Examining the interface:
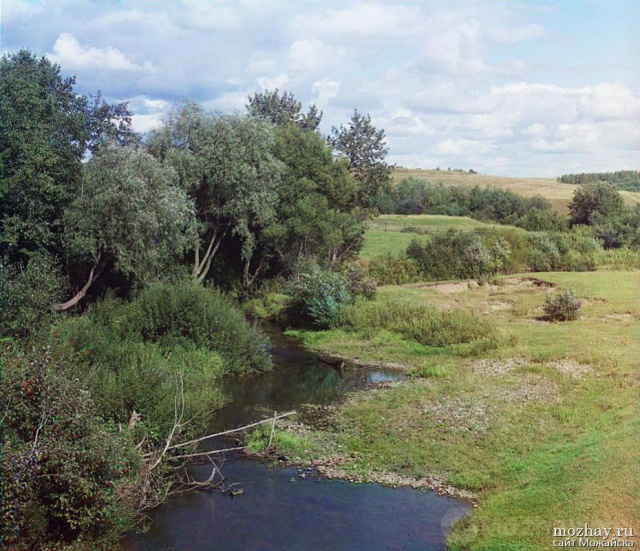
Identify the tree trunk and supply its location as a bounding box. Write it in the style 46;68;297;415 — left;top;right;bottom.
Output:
56;257;109;311
192;229;227;283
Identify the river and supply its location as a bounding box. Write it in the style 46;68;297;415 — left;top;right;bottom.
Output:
121;323;471;550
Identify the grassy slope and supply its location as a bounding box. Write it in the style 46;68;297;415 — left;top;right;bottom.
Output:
289;272;640;550
393;168;640;212
361;214;522;259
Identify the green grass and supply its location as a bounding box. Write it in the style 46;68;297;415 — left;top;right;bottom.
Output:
283;271;640;550
360;214;524;259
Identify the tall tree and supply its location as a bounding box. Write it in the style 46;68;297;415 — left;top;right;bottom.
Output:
328;109;393;210
262;124;364;271
0;49;136;263
148;102;283;286
247;89;322;132
60;146;194;310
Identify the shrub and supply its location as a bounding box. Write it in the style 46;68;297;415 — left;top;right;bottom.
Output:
543;289;582;321
0;253;67;339
1;350;137;549
288;265;351;329
128;282;272;373
341;264;377;300
367;255;420;285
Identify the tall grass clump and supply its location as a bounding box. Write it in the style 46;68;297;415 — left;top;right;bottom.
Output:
128;282;272;373
595;248;640;270
339;299;498;347
49;282;271;439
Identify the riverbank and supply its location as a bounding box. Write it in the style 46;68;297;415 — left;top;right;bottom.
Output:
252;272;640;550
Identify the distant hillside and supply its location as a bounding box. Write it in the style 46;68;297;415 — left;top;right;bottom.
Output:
557;170;640;192
392;168;640;212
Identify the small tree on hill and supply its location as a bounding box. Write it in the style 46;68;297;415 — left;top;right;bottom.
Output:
328;109;393;210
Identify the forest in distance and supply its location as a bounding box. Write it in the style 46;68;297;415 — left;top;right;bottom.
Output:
2;49;640;550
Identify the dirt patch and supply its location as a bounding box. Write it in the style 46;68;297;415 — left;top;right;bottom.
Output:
424;280;478;293
485;300;512;311
604;313;636;323
468;357;528;376
546;359;593;380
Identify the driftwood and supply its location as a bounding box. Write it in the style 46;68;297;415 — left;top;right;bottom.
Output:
135;372;296;512
318;356;346;378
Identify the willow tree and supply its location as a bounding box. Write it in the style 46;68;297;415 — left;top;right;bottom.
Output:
148;103;283;286
59;146;195;310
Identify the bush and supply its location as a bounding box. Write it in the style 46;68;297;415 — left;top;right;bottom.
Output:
0;253;67;339
49;282;271;439
1;350;137;549
128;282;272;373
543;289;582;321
288;265;351;329
406;230;511;282
341;264;377;300
367;255;420;285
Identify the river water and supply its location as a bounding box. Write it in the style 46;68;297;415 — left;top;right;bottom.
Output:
122;324;471;551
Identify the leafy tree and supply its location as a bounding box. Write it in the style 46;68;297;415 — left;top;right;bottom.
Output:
246;88;322;132
0;49;136;263
60;146;195;310
148;102;283;286
262;124;364;272
328;109;393;209
568;182;625;226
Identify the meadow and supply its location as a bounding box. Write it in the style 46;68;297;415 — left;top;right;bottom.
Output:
279;270;640;550
259;212;640;549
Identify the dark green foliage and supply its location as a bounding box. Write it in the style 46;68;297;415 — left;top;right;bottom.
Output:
568;182;625;227
382;178;558;228
49;282;270;440
0;49;135;263
1;350;136;548
128;282;272;373
405;228;600;281
264;124;365;272
288;265;352;329
329;109;393;209
367;255;420;285
543;289;582;321
406;231;510;282
246;88;322;132
558;170;640;191
0;253;67;338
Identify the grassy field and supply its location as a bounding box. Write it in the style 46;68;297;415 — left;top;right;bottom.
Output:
392;168;640;212
278;272;640;550
361;214;521;259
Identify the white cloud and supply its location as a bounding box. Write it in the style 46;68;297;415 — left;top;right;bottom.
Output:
47;33;154;72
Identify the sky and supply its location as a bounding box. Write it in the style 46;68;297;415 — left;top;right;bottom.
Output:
2;0;639;177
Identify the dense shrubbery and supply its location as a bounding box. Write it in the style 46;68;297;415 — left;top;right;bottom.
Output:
404;228;599;282
0;253;67;338
376;177;564;230
49;282;270;439
367;255;420;285
1;351;137;549
286;264;376;329
543;289;582;321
